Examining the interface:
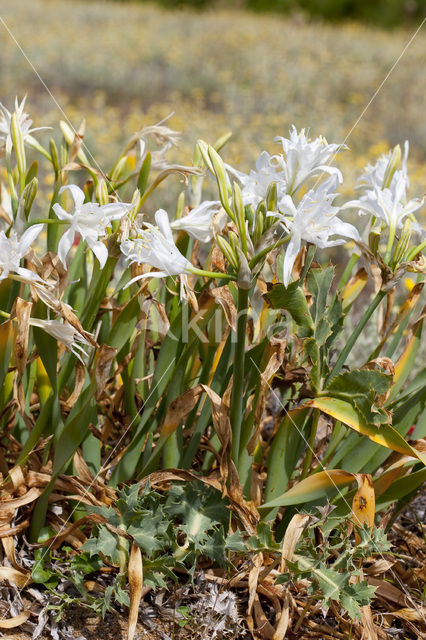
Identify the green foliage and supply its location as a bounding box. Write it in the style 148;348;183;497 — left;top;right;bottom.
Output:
276;510;391;620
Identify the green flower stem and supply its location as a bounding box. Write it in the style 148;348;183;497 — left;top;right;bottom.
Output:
406;240;426;262
248;236;289;270
230;286;249;465
336;252;360;291
300;408;320;480
327;289;386;383
329;251;360;309
27;218;69;226
384;225;396;263
189;267;236;281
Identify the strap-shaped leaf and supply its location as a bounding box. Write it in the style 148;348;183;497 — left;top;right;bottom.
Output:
307;397;426;465
261;469;357;509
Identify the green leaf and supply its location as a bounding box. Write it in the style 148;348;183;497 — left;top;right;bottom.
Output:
308;397;426;465
261;469;357;509
264;283;314;330
0;319;14;390
137;151;151;194
264;408;309;516
325;369;392;425
307;266;334;328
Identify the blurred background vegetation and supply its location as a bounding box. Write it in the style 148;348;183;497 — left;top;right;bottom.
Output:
1;0;425;212
112;0;426;28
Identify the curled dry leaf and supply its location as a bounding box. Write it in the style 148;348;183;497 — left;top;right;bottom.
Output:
0;610;31;629
127;542;143;640
210;285;237;332
0;566;31;588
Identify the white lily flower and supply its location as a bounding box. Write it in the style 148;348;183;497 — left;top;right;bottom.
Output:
0;224;45;283
274;126;345;196
120;209;193;287
226;151;288;209
170;201;225;242
342;179;424;231
52;185;132;268
357;141;409;194
29;317;91;362
0;97;50;156
272;176;360;287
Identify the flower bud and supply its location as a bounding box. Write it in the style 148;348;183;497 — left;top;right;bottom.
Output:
95;178;109;205
49;138;60;175
110;156;128;183
208;146;234;220
22;178;37;220
11;112;26;180
60;120;75;146
266;181;277;212
216;235;239;270
382;144;401;189
253;210;264;244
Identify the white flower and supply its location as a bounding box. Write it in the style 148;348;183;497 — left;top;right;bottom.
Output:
357;141;409;194
227;151;288;209
170;201;225;242
273;176;360;286
0;224;45;283
274;126;345;196
52;185;131;268
120;209;193;287
343;178;424;231
0;97;50;155
29;318;91;361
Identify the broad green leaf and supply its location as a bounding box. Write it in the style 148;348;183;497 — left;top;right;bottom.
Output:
107;294;140;352
307;266;334;327
260;469;357;509
325;369;392;425
308;397;426;465
264;283;313;330
264;408;309;514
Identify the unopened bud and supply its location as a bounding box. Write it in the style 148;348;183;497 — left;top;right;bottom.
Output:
95;178;109;205
216;235;239;270
49;139;60;174
253;210;264;244
11;112;26;179
382;144;401;189
23;178;38;219
208;146;233;220
59;120;75;146
266;181;277;212
110;156;128;183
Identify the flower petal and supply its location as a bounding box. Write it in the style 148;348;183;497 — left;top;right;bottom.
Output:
19;224;44;256
283;235;301;287
59;184;85;210
57;227;75;266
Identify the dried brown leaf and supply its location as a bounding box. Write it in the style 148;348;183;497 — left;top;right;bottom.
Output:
128;542;143;640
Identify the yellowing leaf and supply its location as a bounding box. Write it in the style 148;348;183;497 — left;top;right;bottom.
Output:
307;397;426;466
352;474;375;543
341;268;368;309
261;469;356;509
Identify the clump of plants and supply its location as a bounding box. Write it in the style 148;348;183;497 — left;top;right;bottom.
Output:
0;97;425;638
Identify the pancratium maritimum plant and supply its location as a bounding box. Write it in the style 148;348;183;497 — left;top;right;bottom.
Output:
1;98;425;634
